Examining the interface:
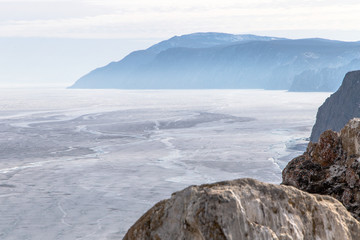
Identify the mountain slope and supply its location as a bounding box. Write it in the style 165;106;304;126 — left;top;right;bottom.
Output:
70;33;360;90
289;58;360;92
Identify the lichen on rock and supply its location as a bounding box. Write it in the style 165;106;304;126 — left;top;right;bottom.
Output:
283;118;360;221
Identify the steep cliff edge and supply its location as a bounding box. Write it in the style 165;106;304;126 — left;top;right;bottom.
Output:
283;118;360;220
310;71;360;142
124;178;360;240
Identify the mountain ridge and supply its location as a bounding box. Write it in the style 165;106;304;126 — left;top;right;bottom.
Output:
70;32;360;90
146;32;286;54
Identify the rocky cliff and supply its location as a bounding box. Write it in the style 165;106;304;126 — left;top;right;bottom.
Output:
124;178;360;240
310;71;360;142
283;118;360;221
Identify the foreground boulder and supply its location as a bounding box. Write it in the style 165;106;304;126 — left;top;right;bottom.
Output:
310;70;360;142
124;178;360;240
283;118;360;220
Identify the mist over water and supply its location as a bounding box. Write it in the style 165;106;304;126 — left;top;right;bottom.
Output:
0;89;330;239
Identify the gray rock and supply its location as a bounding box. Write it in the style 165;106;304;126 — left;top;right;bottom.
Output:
310;70;360;142
124;178;360;240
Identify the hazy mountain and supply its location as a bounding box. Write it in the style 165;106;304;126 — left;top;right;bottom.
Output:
289;58;360;92
70;33;360;90
146;32;284;54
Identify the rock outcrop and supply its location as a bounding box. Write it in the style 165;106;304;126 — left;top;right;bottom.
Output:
124;178;360;240
283;118;360;220
310;70;360;142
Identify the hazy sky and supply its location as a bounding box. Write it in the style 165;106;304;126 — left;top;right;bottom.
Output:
1;0;360;86
1;0;360;39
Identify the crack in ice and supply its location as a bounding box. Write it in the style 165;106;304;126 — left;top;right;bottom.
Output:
57;202;71;227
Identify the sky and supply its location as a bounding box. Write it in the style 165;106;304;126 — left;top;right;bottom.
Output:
1;0;360;87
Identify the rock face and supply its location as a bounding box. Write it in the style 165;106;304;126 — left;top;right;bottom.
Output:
283;118;360;220
124;178;360;240
310;71;360;142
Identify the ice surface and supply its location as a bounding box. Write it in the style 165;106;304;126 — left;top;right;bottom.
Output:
0;89;330;239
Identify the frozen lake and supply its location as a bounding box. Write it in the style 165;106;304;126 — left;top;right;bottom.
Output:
0;89;331;239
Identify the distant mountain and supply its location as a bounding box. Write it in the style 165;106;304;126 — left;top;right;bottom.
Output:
310;70;360;142
146;32;284;54
289;58;360;92
69;33;360;90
